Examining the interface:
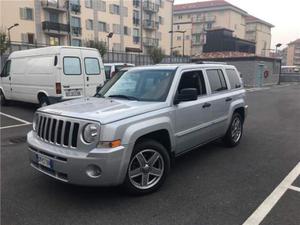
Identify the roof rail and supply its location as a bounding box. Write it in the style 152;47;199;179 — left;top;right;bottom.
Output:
196;61;227;65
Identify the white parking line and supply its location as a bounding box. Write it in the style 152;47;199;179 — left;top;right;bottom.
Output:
0;123;32;130
0;112;31;124
289;185;300;193
242;162;300;225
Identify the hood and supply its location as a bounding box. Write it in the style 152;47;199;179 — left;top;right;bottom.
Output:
39;97;168;124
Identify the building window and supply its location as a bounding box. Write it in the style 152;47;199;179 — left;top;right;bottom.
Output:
133;0;140;8
159;16;164;25
85;0;92;8
177;25;180;30
113;24;121;34
71;16;81;27
98;0;106;12
98;21;109;32
185;35;190;40
178;15;182;20
133;28;140;44
207;22;213;30
124;26;130;36
20;8;33;20
177;36;181;41
21;33;35;44
49;12;59;23
133;10;140;26
86;19;93;30
49;36;59;46
109;4;120;15
71;39;82;47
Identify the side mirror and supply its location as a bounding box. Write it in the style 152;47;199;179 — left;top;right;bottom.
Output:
174;88;198;105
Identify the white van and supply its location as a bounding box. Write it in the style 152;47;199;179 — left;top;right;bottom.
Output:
0;46;105;106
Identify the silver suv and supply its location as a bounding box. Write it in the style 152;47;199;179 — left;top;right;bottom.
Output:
27;64;248;194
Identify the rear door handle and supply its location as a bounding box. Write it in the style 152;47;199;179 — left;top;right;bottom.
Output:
202;102;211;108
226;97;232;102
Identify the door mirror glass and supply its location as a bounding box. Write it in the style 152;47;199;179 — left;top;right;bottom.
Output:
174;88;198;104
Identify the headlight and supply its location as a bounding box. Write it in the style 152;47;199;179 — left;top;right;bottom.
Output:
82;123;100;143
33;114;38;131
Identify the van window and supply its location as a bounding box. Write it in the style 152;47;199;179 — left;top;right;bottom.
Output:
84;58;100;75
226;69;242;89
1;60;11;77
206;69;228;93
104;66;111;79
63;57;81;75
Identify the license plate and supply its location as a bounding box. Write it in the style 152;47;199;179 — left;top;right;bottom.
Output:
65;89;81;97
36;154;53;169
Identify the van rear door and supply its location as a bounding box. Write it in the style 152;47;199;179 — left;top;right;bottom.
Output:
60;48;85;99
81;49;105;97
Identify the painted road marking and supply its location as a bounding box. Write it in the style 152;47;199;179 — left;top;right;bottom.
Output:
0;112;31;125
289;185;300;193
242;162;300;225
0;123;32;130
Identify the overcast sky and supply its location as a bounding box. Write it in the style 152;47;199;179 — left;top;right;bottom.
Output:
174;0;300;50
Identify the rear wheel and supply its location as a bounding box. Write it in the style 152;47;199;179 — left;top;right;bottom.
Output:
123;139;170;195
223;113;243;147
38;95;50;107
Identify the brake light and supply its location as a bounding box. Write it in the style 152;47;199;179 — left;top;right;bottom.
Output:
56;83;62;94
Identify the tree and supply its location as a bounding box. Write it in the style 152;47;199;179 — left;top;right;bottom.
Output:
148;47;165;64
84;39;107;57
0;30;9;70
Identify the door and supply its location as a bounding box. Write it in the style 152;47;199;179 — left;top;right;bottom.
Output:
60;48;85;99
0;60;12;99
81;49;105;97
205;68;231;138
174;70;213;154
256;64;264;87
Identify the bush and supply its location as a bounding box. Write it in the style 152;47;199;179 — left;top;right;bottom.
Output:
148;47;165;64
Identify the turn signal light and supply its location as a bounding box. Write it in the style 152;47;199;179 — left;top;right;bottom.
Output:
97;140;121;148
56;83;62;94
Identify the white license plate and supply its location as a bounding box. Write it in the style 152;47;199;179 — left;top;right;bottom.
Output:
36;154;53;169
65;90;81;97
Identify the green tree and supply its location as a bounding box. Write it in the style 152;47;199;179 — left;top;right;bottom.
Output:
148;47;165;64
84;39;107;57
0;30;9;70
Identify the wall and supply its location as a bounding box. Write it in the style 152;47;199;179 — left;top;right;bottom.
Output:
280;73;300;82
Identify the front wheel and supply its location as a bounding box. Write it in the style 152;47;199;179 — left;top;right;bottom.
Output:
0;91;8;106
38;96;50;108
223;113;243;147
123;139;170;195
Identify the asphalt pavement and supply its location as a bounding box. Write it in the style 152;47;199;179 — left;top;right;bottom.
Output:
1;84;300;225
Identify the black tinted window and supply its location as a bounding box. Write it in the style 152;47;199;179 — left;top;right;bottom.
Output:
206;69;228;93
226;69;242;89
178;70;206;95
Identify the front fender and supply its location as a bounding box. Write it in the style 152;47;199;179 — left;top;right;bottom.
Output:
226;99;247;127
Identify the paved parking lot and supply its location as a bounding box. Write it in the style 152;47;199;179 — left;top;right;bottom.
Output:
1;84;300;225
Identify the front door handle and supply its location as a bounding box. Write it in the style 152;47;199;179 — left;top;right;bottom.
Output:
225;97;232;102
202;102;211;108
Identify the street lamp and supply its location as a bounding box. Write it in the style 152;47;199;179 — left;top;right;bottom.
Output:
275;43;282;55
7;23;19;52
106;32;113;62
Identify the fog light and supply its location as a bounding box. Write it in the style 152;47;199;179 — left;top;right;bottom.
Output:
86;165;102;178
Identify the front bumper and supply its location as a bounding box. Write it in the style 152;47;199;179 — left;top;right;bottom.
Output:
27;131;129;186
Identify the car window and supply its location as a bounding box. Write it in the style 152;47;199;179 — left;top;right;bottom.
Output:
1;60;11;77
104;66;111;79
226;69;242;89
178;70;206;96
63;57;81;75
84;58;100;75
206;69;228;93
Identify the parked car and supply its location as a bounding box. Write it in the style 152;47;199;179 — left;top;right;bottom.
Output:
0;46;105;107
104;63;135;79
27;64;248;194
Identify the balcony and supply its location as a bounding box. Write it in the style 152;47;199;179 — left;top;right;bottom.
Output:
143;1;159;13
143;20;159;30
42;21;70;35
192;16;216;23
133;17;140;26
71;27;82;36
143;37;159;47
41;0;67;12
70;3;81;14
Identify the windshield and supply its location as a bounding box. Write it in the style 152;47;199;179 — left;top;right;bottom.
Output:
98;69;175;102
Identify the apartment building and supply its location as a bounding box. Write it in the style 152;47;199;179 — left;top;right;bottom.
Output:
245;15;273;57
172;0;273;57
0;0;173;54
285;39;300;66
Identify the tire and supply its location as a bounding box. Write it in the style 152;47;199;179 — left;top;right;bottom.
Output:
38;95;50;108
0;91;8;106
123;139;171;195
223;113;243;147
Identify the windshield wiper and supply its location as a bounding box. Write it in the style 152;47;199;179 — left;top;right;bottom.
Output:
108;94;139;101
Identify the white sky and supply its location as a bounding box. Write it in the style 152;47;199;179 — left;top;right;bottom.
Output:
174;0;300;50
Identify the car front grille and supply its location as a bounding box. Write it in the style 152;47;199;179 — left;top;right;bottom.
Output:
36;114;80;148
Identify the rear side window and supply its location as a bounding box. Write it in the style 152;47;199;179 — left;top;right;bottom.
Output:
63;57;81;75
226;69;242;89
206;69;228;93
84;58;100;75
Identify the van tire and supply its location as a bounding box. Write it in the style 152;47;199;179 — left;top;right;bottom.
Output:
0;91;8;106
38;95;50;107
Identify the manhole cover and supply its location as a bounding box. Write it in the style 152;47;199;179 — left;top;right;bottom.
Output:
9;136;27;144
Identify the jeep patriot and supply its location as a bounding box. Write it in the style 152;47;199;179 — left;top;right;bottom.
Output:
27;64;248;194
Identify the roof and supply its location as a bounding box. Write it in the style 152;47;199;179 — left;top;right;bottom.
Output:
245;15;274;27
288;39;300;45
9;46;98;59
129;64;235;71
174;0;247;15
